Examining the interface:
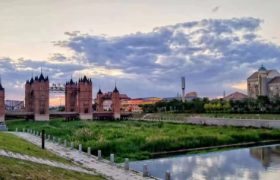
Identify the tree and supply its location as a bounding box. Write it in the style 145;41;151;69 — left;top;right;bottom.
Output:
225;103;231;112
58;106;65;112
257;95;270;111
204;104;209;113
217;103;222;113
208;104;213;113
212;104;217;113
92;103;96;111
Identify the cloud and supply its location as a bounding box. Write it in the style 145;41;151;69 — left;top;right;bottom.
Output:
51;17;280;98
2;17;280;101
212;6;220;12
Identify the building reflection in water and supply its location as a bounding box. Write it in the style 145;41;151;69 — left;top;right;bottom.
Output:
250;146;280;169
130;144;280;180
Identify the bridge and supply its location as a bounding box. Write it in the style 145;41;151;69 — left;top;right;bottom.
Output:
5;111;132;120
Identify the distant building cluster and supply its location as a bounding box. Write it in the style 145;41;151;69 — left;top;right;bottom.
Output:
121;97;163;112
94;91;199;112
5;100;24;111
222;65;280;102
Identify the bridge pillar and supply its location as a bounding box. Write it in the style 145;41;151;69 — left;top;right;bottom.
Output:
113;113;120;119
79;114;92;120
34;114;49;121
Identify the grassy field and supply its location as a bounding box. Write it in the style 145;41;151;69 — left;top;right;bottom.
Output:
6;118;280;163
0;132;74;165
0;156;104;180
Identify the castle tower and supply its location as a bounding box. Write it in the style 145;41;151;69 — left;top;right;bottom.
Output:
25;78;33;112
65;78;78;112
0;78;5;122
258;65;268;96
112;84;120;119
33;72;49;121
96;87;104;112
78;76;92;120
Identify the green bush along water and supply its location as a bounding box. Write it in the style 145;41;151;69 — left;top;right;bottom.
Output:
6;119;280;163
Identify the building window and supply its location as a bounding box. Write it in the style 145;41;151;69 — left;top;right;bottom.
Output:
270;87;274;90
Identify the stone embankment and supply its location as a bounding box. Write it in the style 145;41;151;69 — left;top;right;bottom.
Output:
129;116;280;129
189;117;280;128
9;132;156;180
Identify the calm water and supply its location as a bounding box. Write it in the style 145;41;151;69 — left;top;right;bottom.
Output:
129;144;280;180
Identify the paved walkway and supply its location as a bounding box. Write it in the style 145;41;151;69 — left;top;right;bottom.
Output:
0;148;96;175
10;132;155;180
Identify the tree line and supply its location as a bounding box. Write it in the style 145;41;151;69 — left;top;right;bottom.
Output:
139;95;280;114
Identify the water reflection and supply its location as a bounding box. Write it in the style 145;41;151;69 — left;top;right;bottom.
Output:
129;144;280;180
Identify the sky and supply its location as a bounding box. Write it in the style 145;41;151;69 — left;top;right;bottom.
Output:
1;0;280;106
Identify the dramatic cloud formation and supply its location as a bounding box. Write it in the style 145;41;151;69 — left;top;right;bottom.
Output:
53;17;280;98
1;17;280;103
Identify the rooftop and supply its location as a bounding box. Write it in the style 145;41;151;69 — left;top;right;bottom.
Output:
224;92;248;101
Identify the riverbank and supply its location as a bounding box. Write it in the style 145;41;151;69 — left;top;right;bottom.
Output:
6;118;280;163
0;132;104;180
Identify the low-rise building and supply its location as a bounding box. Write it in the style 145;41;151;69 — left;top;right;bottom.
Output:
121;97;162;112
162;92;198;102
224;92;248;101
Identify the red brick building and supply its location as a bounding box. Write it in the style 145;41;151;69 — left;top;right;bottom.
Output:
77;76;92;119
0;81;5;122
95;86;122;119
65;79;78;112
25;73;49;121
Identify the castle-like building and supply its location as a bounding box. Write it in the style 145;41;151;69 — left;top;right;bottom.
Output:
65;76;93;120
25;73;49;121
25;72;93;121
0;80;5;122
247;65;280;99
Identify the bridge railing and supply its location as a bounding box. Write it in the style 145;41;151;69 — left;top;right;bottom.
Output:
6;111;33;115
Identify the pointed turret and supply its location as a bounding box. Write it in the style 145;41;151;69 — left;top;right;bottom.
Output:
45;76;49;82
0;76;4;91
70;78;74;85
39;73;44;82
113;81;119;93
113;86;119;93
97;85;103;95
30;77;34;85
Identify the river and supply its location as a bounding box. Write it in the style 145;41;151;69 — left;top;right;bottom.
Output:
129;144;280;180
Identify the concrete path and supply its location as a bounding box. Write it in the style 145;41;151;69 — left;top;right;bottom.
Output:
0;148;96;175
9;132;156;180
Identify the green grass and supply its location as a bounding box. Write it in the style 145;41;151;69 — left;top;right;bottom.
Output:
0;132;73;165
6;118;280;163
0;156;105;180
